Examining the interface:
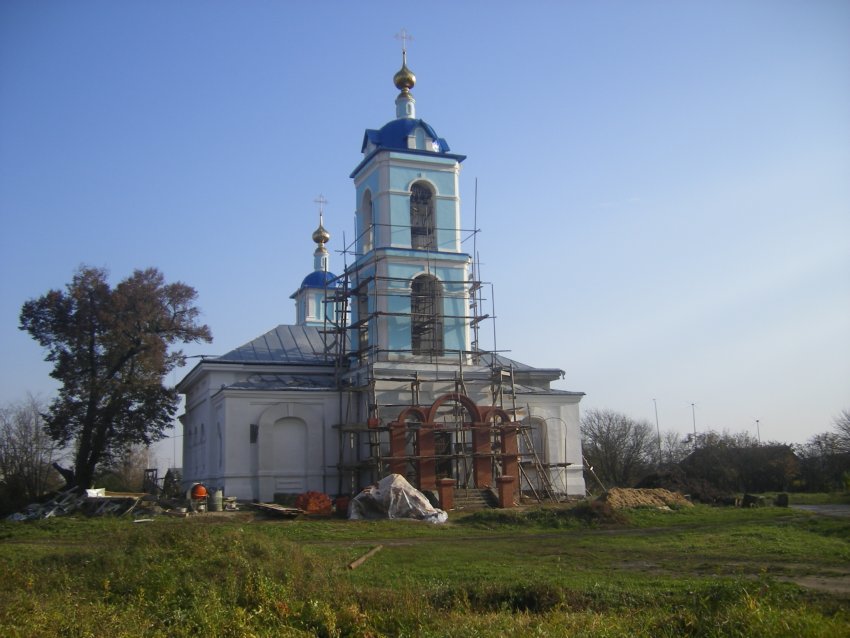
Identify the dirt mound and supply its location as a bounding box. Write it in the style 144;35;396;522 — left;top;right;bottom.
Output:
636;467;728;503
597;487;693;510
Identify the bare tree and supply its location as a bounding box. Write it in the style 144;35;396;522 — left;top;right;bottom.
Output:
98;444;151;492
834;409;850;454
659;430;691;467
581;409;656;487
0;395;64;512
796;432;843;492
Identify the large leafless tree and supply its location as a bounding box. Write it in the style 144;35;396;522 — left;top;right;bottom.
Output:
581;408;656;488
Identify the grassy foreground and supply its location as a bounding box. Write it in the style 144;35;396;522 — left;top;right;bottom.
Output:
0;503;848;637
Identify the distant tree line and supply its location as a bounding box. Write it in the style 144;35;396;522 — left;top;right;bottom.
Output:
0;395;64;514
581;408;850;497
795;408;850;492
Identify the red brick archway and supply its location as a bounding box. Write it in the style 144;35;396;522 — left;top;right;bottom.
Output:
387;393;518;492
426;392;482;423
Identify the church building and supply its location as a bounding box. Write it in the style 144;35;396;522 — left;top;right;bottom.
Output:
177;49;586;505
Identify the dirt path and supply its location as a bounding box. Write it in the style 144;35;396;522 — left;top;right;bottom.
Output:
791;504;850;518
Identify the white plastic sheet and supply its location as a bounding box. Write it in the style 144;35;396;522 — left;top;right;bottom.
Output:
349;474;448;524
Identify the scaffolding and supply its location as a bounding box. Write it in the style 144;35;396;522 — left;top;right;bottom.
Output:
314;220;568;503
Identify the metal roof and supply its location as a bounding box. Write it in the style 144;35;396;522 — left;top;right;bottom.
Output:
361;118;450;154
214;324;329;365
227;374;336;391
300;270;337;288
208;325;580;395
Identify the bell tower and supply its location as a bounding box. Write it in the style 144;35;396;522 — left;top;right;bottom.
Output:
291;195;337;327
348;42;470;364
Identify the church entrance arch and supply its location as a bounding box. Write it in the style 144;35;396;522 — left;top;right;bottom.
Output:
272;417;308;494
429;393;479;486
255;401;324;501
387;392;517;492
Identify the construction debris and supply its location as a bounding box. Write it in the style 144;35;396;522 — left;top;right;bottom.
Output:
5;488;83;521
250;502;303;518
5;487;147;521
294;491;333;515
348;545;383;570
79;491;146;517
597;487;693;510
5;483;239;521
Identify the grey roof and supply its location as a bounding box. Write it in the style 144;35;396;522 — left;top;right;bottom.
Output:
514;384;585;396
214;324;330;365
486;352;563;376
228;374;336;391
209;325;579;396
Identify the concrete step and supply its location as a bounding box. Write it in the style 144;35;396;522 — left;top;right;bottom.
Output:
451;487;498;510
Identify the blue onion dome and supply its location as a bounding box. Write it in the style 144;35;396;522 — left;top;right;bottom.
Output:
301;270;336;288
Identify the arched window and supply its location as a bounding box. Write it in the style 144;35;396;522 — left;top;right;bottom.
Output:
410;182;435;250
520;417;547;461
411;274;443;356
361;190;373;253
272;417;308;494
520;417;548;493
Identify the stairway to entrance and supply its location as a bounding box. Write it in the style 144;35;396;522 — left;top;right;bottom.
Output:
451;487;498;510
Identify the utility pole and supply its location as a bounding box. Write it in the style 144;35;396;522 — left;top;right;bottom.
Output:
756;419;761;445
690;403;697;448
653;398;661;466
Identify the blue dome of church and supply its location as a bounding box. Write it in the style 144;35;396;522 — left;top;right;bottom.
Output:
301;270;337;288
361;118;450;154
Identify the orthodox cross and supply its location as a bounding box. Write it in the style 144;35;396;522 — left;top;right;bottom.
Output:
314;194;328;223
395;28;413;55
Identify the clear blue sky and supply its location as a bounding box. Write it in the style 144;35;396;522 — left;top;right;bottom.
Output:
2;1;848;470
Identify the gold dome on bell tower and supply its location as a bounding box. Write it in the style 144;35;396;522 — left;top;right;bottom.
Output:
393;29;416;119
311;194;331;273
393;28;416;94
312;221;330;246
393;53;416;94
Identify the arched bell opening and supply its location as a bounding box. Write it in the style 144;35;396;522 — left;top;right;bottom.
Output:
411;274;444;357
409;181;435;250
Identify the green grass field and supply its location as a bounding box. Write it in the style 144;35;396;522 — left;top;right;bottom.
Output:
0;502;848;637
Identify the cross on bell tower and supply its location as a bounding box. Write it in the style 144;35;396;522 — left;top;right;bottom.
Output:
312;194;330;273
291;195;337;327
347;37;471;364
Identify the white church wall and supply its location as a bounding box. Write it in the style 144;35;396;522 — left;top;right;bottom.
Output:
523;394;585;496
192;390;341;502
180;365;342;501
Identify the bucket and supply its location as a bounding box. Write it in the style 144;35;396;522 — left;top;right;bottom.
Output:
209;489;224;512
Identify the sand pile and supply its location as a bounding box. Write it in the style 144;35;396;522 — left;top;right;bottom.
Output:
597;487;693;510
